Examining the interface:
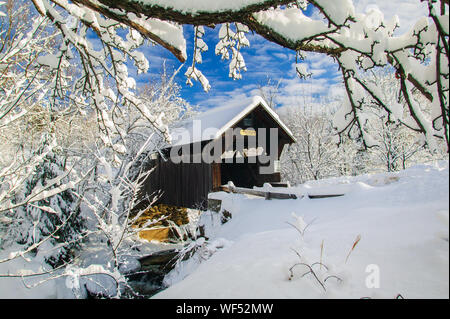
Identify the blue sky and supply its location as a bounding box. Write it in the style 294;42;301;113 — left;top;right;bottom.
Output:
133;26;342;111
130;0;427;112
131;3;345;111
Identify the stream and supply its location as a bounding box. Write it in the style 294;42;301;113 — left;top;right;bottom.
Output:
126;248;180;298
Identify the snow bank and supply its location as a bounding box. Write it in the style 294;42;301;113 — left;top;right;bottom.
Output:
0;162;447;299
0;243;74;298
154;161;449;299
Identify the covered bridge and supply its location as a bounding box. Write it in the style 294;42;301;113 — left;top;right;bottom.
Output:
134;96;296;210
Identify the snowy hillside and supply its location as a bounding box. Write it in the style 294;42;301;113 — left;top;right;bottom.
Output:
154;161;449;299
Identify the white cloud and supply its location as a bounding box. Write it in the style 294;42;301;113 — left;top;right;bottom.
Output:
195;84;260;110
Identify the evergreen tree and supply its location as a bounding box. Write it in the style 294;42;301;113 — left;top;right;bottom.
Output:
9;134;86;268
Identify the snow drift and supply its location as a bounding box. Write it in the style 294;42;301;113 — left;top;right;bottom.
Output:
154;161;449;299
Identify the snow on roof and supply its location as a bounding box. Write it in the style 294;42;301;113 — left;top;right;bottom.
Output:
169;95;296;147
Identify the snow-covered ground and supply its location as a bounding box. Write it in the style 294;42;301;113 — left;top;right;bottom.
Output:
0;242;69;298
154;161;449;299
0;161;447;298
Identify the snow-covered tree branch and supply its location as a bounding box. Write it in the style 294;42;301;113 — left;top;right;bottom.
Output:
34;0;448;151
